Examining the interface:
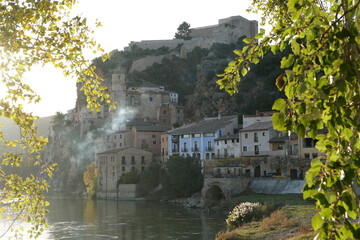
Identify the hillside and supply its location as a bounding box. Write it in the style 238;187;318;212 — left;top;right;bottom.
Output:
84;39;287;122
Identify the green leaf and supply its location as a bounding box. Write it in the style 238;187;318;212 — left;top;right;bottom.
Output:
271;45;279;54
281;54;294;68
296;124;305;138
243;37;253;44
272;112;286;131
272;98;286;111
312;215;324;230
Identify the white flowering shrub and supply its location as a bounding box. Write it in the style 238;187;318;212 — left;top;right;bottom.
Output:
226;202;261;230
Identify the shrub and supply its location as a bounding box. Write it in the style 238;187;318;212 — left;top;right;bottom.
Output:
119;172;139;184
226;202;261;230
260;209;295;230
162;155;203;198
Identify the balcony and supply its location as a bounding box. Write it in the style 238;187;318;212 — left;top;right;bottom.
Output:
181;148;188;152
191;147;199;152
205;146;213;151
172;148;179;153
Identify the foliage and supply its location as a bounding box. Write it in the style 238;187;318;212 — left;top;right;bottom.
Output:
0;0;108;238
119;172;139;184
83;162;97;199
174;21;192;40
139;163;163;189
226;202;261;230
162;155;203;198
218;0;360;238
260;209;295;230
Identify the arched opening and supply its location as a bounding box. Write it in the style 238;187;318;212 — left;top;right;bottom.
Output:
205;185;226;207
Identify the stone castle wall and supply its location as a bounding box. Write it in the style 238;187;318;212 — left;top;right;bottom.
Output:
125;15;258;54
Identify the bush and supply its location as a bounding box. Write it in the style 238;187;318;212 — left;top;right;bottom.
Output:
260;209;295;230
162;155;203;198
226;202;283;230
139;163;163;189
226;202;261;230
119;172;139;184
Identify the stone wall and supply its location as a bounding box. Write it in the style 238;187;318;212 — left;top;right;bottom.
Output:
97;184;143;199
203;177;250;199
125;15;258;57
248;178;305;194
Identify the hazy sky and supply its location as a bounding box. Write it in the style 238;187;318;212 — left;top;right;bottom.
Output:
18;0;265;117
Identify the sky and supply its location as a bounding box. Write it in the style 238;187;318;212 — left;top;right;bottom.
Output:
18;0;266;117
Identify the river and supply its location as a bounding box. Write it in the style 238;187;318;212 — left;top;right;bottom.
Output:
0;198;226;239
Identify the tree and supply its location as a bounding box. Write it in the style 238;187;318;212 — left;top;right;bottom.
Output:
174;21;192;40
218;0;360;238
162;155;203;198
83;162;98;199
0;0;109;238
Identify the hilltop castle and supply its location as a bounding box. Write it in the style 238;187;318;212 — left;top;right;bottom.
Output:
125;15;258;55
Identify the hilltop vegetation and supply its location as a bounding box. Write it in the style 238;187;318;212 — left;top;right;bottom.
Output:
88;37;288;121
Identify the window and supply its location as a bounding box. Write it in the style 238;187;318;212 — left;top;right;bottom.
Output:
192;133;201;138
120;143;122;147
163;110;166;114
114;143;117;148
204;133;215;137
141;156;145;164
122;166;125;171
114;135;117;139
182;134;190;138
224;140;227;144
183;142;187;152
304;153;310;159
132;167;136;172
152;134;156;138
153;140;156;144
243;146;247;152
263;132;265;136
149;97;153;102
254;132;258;142
207;141;212;151
245;133;248;138
119;135;122;139
303;138;317;148
131;156;135;164
278;144;284;150
194;141;199;151
255;145;259;155
122;156;126;164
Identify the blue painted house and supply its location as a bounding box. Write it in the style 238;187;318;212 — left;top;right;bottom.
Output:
167;115;238;171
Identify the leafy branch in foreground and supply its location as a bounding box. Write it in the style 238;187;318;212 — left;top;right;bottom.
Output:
0;0;111;238
218;0;360;238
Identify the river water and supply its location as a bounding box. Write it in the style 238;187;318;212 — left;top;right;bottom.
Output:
1;198;226;240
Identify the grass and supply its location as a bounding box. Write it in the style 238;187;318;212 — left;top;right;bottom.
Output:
216;193;317;240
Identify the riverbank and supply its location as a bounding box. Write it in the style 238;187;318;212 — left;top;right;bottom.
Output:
216;193;316;240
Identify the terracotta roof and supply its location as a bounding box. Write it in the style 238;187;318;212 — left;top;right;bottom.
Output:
137;81;161;88
269;135;289;142
240;121;273;132
135;125;170;132
168;115;237;135
97;147;152;155
215;134;239;141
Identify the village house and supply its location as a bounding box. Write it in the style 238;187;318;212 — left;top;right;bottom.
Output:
110;74;184;127
96;147;153;198
167;115;238;172
212;111;324;179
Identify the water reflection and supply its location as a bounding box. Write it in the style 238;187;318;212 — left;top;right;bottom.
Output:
43;199;225;240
